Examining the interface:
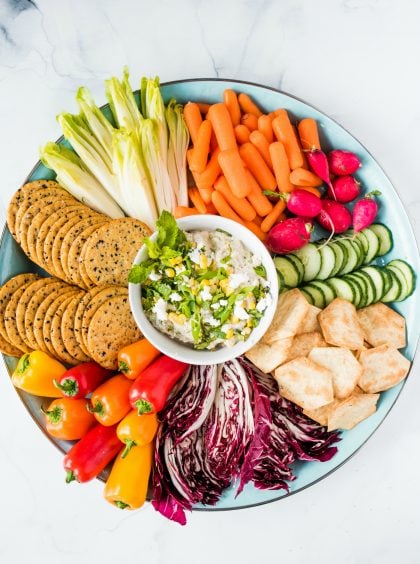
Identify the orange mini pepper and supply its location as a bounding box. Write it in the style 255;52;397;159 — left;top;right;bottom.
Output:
43;398;95;440
118;338;161;380
117;409;158;457
89;374;131;426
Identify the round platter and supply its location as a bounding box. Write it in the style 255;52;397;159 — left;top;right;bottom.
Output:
1;78;419;511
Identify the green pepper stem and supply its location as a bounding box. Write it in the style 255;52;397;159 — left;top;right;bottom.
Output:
65;470;76;484
135;399;153;415
114;500;130;509
54;377;79;397
87;401;104;416
119;361;130;374
41;405;63;424
121;440;136;459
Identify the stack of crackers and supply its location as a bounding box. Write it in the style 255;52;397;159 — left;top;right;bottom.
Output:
1;180;149;368
246;289;411;431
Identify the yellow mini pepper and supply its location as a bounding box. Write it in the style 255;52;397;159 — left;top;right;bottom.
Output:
12;351;66;397
104;442;153;510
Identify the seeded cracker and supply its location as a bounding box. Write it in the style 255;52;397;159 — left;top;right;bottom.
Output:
50;292;85;365
73;286;106;356
61;294;91;362
87;294;142;369
42;291;80;358
66;222;109;288
4;277;42;352
84;218;151;286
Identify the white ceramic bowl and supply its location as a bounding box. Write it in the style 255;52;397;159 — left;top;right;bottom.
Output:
129;215;278;365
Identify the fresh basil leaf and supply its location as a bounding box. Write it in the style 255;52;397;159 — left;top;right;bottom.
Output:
254;265;267;278
128;262;154;284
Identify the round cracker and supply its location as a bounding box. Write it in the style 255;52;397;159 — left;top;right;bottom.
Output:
87;294;142;369
73;286;106;356
0;273;40;350
33;286;79;353
0;332;22;357
7;180;62;240
18;195;76;257
24;279;68;350
66;221;109;288
61;294;91;363
78;238;97;289
51;213;98;281
80;286;128;353
60;216;106;280
84;218;151;286
15;277;57;349
14;185;74;245
4;277;42;352
42;291;80;358
35;205;89;269
50;292;84;365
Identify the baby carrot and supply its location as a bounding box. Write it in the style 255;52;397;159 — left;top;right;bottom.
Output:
190;148;221;190
188;187;208;214
184;102;202;145
197;102;211;114
241;113;258;131
239;143;277;190
214;176;256;222
197;187;214;204
174;206;200;218
234;124;250;145
297;118;321;151
207;103;237;151
258;115;274;143
269;141;294;193
189;120;212;173
249;130;273;170
206;201;218;214
223;89;241;126
218;149;251;198
246;171;273;216
272;110;304;169
298;186;321;197
243;220;267;241
253;215;263;226
289;168;322;187
211;191;244;224
238;93;263;117
261;199;287;232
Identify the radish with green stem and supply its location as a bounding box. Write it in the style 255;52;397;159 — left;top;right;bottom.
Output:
328;150;361;175
266;217;312;254
263;188;322;218
328;175;360;203
317;199;352;234
353;190;381;232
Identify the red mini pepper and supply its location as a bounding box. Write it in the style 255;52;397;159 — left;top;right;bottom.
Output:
54;362;112;399
63;423;121;483
129;355;189;415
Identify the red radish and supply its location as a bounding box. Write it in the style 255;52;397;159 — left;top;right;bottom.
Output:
286;189;322;218
328;150;361;175
352;190;381;232
266;217;312;254
317;199;352;233
328;175;360;203
306;149;336;199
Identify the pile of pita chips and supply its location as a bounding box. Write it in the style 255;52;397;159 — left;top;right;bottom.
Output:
246;290;411;431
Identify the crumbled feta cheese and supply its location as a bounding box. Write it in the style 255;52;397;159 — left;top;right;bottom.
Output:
152;298;168;321
233;303;250;320
169;292;182;302
149;270;161;281
229;272;248;290
219;299;228;306
200;286;212;301
256;297;267;313
211;303;221;310
206;316;220;327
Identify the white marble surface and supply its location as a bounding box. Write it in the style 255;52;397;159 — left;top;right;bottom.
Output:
0;0;419;562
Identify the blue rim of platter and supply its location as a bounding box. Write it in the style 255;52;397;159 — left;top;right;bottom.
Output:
1;77;418;513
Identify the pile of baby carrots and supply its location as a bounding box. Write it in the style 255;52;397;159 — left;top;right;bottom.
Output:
175;90;322;240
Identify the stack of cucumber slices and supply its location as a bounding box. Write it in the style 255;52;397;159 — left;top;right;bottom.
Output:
274;223;416;309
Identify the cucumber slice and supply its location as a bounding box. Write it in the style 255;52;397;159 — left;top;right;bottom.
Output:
303;283;326;308
369;223;394;256
309;280;336;306
285;254;305;284
316;245;336;280
327;278;355;303
359;266;385;302
351;272;376;307
300;288;314;305
335;240;359;275
293;244;322;282
341;275;363;307
274;256;300;288
345;273;369;307
277;270;287;293
361;228;380;263
354;231;369;255
387;259;416;300
381;268;402;302
329;242;345;277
